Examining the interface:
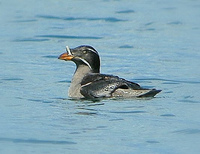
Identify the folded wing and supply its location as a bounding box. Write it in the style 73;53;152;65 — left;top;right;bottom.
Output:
80;73;161;99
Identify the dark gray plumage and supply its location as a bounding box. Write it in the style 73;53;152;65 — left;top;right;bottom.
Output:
58;45;161;99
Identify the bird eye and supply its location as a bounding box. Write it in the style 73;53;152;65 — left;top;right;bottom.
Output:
83;50;87;54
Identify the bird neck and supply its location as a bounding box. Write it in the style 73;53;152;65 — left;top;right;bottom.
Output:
68;65;93;98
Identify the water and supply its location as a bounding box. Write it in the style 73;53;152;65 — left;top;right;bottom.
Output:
0;0;200;153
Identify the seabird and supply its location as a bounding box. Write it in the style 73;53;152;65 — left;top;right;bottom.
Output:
58;45;161;99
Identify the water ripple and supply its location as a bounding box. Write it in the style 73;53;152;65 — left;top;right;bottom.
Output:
13;38;49;42
119;45;134;49
36;15;126;22
168;21;182;25
15;19;37;22
37;35;103;40
178;99;199;104
42;55;58;59
146;140;160;144
27;99;54;104
173;129;200;135
144;22;154;26
134;78;200;84
75;112;97;116
110;110;147;114
0;137;76;145
2;78;23;81
160;114;176;117
116;10;135;14
57;80;71;83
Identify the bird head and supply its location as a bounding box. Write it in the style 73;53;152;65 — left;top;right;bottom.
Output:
58;45;100;73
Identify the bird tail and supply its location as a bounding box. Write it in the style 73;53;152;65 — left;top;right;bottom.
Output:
137;89;162;97
112;88;161;98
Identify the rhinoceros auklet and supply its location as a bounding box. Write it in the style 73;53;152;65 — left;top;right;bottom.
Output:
58;45;161;99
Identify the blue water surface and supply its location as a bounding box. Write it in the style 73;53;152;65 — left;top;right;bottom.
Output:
0;0;200;154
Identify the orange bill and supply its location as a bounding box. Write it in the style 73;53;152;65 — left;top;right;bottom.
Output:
58;53;73;60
